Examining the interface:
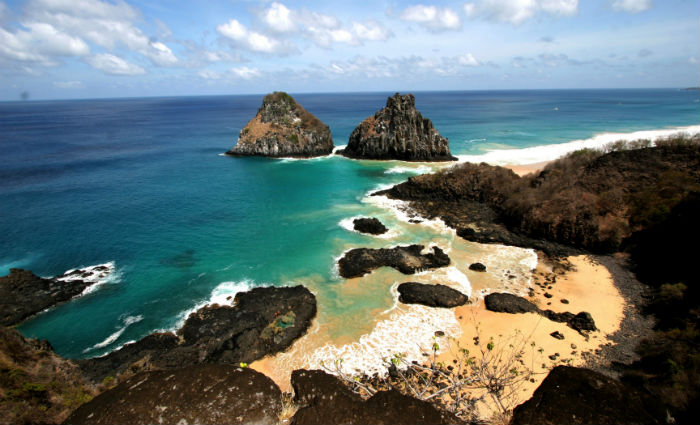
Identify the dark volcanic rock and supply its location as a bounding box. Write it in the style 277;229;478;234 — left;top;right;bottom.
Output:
511;366;663;425
65;365;282;425
291;369;463;425
339;93;456;162
338;244;450;278
79;285;316;382
468;262;487;272
485;293;597;335
398;282;468;308
484;292;539;314
353;217;388;235
226;91;333;158
0;268;100;326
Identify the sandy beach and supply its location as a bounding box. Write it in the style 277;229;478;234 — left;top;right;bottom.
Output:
503;160;551;176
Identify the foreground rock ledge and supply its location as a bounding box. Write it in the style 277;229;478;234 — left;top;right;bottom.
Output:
78;285;317;382
338;244;450;278
226;91;333;158
511;366;663;425
64;365;282;425
338;93;457;162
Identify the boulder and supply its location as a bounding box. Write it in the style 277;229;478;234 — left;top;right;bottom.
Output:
290;369;463;425
64;365;282;425
397;282;468;308
353;217;388;235
79;285;317;382
338;245;450;278
511;366;663;425
484;293;540;314
226;92;333;158
468;262;486;272
339;93;456;161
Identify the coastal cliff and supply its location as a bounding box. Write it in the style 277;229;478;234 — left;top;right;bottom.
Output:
226;92;333;158
339;93;456;161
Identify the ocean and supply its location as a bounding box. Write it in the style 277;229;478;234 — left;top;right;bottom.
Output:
1;89;698;371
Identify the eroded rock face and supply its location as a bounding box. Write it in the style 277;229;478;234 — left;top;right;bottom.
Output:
79;285;317;382
397;282;468;308
511;366;663;425
337;244;450;278
227;92;334;158
339;93;456;161
64;365;282;425
353;217;388;235
0;268;106;326
290;369;464;425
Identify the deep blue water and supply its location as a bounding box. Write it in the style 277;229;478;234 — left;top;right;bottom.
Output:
1;89;697;358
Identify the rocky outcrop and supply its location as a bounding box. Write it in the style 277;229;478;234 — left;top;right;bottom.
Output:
291;369;464;425
0;266;110;326
64;365;282;425
468;262;486;272
338;93;456;161
511;366;663;425
0;326;95;425
353;217;388;235
484;293;597;334
397;282;468;308
78;285;317;382
226;92;333;158
338;245;450;278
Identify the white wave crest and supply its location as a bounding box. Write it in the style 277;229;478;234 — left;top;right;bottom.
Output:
384;165;433;175
83;314;143;353
305;304;461;376
474;245;538;299
456;125;700;166
169;280;255;332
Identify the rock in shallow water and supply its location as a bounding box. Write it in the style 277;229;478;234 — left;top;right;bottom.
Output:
339;93;456;162
353;217;388;235
64;365;282;425
226;91;333;158
337;244;450;278
398;282;468;308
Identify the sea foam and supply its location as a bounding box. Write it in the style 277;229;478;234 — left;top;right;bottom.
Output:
83;314;143;353
456;125;700;166
55;261;119;296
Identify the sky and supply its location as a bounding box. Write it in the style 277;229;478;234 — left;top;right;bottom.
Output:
0;0;698;100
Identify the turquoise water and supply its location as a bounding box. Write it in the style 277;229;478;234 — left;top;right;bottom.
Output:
1;89;698;359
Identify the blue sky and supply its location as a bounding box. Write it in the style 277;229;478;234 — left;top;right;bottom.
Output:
0;0;698;100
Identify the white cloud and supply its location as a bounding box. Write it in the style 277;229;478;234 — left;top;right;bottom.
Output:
53;80;82;88
399;5;461;31
262;2;295;32
198;69;221;80
464;0;578;25
17;0;179;67
87;53;145;75
217;19;293;54
611;0;652;13
230;66;260;79
457;53;480;66
690;57;698;65
0;22;90;65
250;3;392;48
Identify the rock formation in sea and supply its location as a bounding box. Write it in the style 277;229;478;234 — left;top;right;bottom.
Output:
353;217;388;235
337;244;450;278
338;93;456;161
226;91;333;158
397;282;469;308
78;285;317;382
0;267;110;326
